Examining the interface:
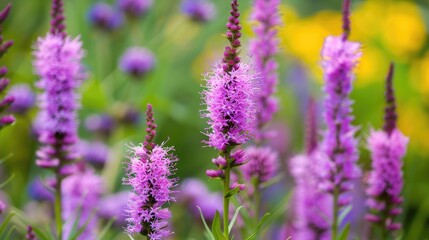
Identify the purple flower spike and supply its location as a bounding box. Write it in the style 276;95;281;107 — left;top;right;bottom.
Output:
202;63;257;151
342;0;351;40
0;3;14;130
80;140;109;169
26;226;36;240
366;64;409;235
305;98;318;154
119;47;155;79
7;84;36;114
222;0;241;73
34;34;85;171
242;146;278;183
88;3;123;32
50;0;66;38
118;0;152;18
383;63;397;135
250;0;281;141
124;104;177;239
320;15;361;203
181;0;216;23
62;171;104;240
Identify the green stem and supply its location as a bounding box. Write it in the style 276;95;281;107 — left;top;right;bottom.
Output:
54;174;63;240
253;180;261;239
223;150;231;240
332;186;339;240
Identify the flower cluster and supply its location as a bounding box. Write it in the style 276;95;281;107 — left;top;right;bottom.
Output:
119;47;155;79
34;33;85;170
249;0;281;140
180;0;216;23
124;104;177;239
242;146;278;184
118;0;152;18
62;171;104;240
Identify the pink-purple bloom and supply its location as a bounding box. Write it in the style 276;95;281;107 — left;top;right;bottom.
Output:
80;140;109;169
118;0;152;18
119;47;155;79
124;104;177;239
242;146;278;183
202;62;257;151
7;84;36;114
320;26;362;203
85;113;116;138
34;33;85;170
62;171;104;240
50;0;66;38
249;0;280;141
88;3;123;31
98;191;129;227
365;64;409;233
181;0;216;23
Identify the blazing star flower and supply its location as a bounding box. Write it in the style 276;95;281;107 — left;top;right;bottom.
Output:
85;113;116;138
124;104;177;239
0;3;15;130
26;226;36;240
80;140;109;169
179;178;222;222
34;33;85;171
119;47;155;79
118;0;152;18
366;64;409;233
202;63;257;151
62;171;104;240
7;84;36;114
249;0;280;141
181;0;216;23
242;146;278;183
88;3;123;31
98;191;129;227
50;0;66;38
320;0;361;208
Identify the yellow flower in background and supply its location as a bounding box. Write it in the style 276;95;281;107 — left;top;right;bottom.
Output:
355;46;386;86
398;104;429;153
382;2;426;58
411;52;429;94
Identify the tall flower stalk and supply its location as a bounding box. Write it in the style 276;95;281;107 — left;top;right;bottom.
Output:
33;1;85;238
202;0;257;238
320;0;362;238
0;3;15;130
365;64;408;238
124;104;177;240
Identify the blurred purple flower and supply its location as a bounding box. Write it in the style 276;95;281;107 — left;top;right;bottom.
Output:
50;0;66;38
62;171;104;240
249;0;280;141
181;0;216;23
88;3;123;31
7;84;36;114
34;34;85;171
179;178;222;222
80;140;109;169
118;0;152;18
85;113;116;138
28;178;54;202
119;47;155;79
242;146;278;183
98;191;129;227
124;104;177;239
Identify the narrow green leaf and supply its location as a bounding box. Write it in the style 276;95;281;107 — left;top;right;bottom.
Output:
338;205;352;225
31;226;51;240
0;173;14;188
127;233;136;240
70;209;97;240
4;226;15;239
197;206;215;240
228;206;243;233
96;218;115;240
211;211;225;240
246;213;270;240
337;223;350;240
0;212;15;237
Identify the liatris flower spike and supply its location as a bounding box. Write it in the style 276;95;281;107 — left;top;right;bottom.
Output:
289;99;332;240
0;3;15;130
320;0;361;237
7;84;36;115
365;63;409;238
119;47;155;79
181;0;216;23
118;0;152;19
202;0;258;238
124;104;177;239
249;0;281;141
33;1;85;238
